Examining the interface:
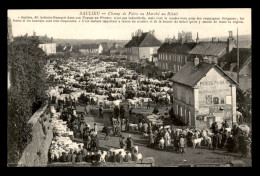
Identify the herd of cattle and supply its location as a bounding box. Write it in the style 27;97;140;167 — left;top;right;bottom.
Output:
46;57;173;110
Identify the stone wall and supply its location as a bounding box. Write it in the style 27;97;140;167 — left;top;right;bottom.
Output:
17;104;53;167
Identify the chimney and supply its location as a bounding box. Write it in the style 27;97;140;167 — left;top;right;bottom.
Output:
212;37;217;42
33;31;36;37
51;37;53;43
152;30;155;36
212;57;218;64
227;30;235;53
25;33;28;37
196;32;199;44
186;32;192;42
194;56;200;67
203;56;209;63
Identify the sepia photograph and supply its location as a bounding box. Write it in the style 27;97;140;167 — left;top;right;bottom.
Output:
7;8;252;167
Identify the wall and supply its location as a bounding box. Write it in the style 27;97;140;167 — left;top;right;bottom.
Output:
139;46;160;61
172;83;195;126
39;43;56;55
158;52;187;72
17;105;53;167
195;68;235;129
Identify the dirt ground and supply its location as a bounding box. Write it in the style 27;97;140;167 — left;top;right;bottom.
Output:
75;105;252;167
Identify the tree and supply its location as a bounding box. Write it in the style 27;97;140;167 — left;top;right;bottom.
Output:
8;36;49;165
236;88;252;123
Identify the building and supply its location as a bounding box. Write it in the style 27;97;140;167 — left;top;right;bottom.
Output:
8;17;13;44
171;58;238;129
79;44;103;54
109;43;119;55
157;32;197;72
220;48;251;91
189;31;236;65
125;29;162;62
101;42;109;53
31;32;56;55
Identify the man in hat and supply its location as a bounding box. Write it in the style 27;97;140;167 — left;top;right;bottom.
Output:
126;135;133;151
179;134;186;153
147;99;151;110
99;105;103;118
129;107;133;120
67;149;73;162
159;137;165;150
222;120;229;130
118;151;124;163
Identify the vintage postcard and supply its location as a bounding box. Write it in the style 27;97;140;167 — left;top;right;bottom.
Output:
7;8;251;167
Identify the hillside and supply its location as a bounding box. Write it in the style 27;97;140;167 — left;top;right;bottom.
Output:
54;39;129;48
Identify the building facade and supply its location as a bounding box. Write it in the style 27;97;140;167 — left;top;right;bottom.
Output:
33;32;56;55
125;29;162;62
157;31;198;72
171;58;238;129
79;44;103;54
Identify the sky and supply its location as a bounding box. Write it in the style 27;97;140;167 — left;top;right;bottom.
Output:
8;9;251;41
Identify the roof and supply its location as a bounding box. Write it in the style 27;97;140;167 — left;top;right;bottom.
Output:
189;42;227;56
220;48;251;72
125;32;162;48
38;35;53;44
158;42;197;54
240;56;251;71
101;42;109;51
171;61;238;87
80;44;100;49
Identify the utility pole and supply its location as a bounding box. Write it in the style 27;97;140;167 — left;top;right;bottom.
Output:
237;27;240;83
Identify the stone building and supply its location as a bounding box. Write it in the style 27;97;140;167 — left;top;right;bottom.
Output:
171;57;238;129
125;29;162;62
32;32;56;55
157;32;198;72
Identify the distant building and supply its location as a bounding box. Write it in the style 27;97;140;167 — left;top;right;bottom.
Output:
110;43;119;55
79;44;103;54
157;32;197;72
189;31;236;65
101;42;109;52
125;29;162;62
32;32;56;55
8;17;13;44
171;58;238;129
220;48;251;92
